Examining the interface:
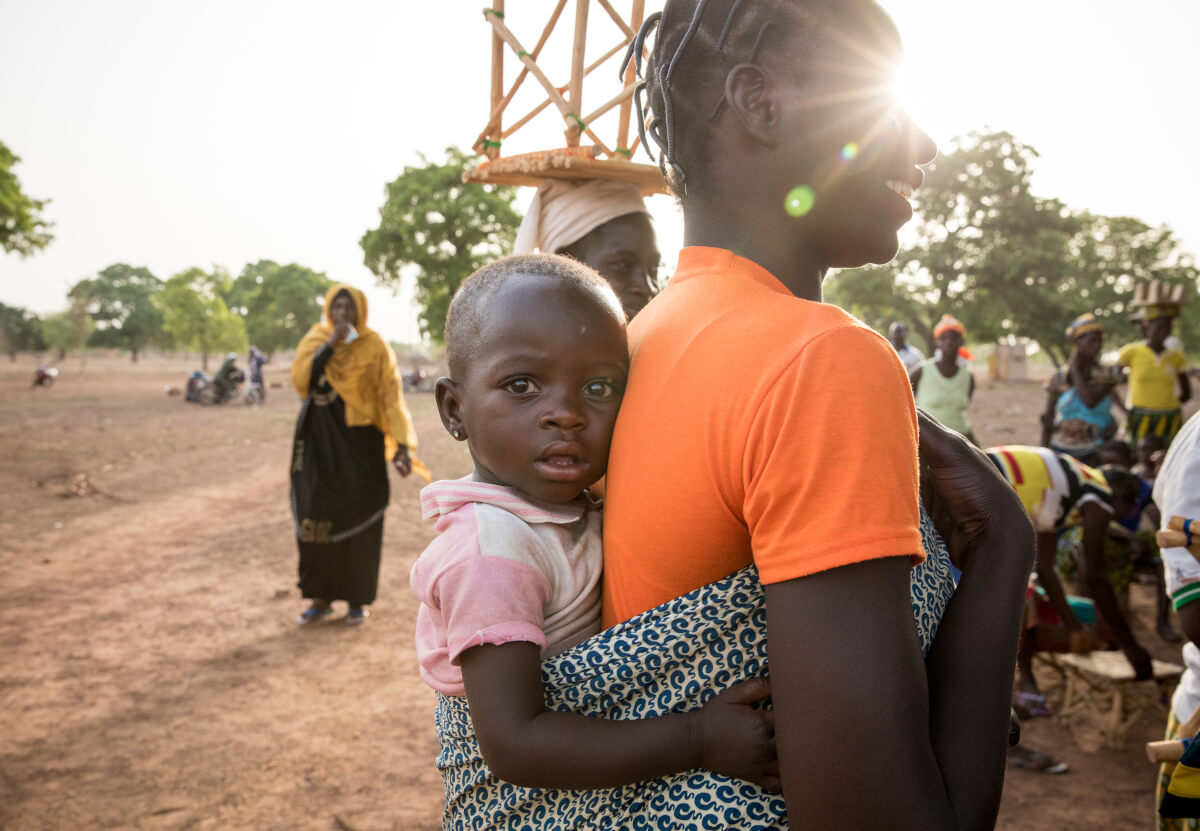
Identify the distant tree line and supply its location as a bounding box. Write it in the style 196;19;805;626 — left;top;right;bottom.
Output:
0;260;332;370
6;133;1196;367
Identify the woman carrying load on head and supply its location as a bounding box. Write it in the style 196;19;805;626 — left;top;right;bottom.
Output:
601;1;1034;827
910;313;977;444
513;179;661;319
1120;301;1191;447
1041;313;1120;466
290;284;424;626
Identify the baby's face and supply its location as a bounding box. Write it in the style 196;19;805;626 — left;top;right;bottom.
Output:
458;275;628;503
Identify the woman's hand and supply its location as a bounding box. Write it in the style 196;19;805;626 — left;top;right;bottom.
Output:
689;677;780;792
392;445;413;477
326;321;353;349
917;411;1020;570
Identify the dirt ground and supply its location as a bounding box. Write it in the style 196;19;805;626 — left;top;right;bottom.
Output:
0;353;1191;830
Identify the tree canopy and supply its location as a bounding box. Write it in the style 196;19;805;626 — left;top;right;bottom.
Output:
360;147;521;342
156;267;247;370
825;130;1199;364
0;140;54;257
0;302;45;359
228;260;332;354
70;264;164;361
42;303;94;361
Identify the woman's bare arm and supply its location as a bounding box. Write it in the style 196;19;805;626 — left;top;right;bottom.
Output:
765;418;1034;830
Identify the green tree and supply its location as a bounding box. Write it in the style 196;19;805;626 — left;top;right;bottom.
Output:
0;140;54;256
228;260;331;354
69;264;164;362
825;130;1199;364
42;305;94;361
156;267;247;370
360;147;521;342
0;302;45;359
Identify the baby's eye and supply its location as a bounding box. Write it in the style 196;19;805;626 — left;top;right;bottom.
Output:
503;377;538;395
583;379;621;400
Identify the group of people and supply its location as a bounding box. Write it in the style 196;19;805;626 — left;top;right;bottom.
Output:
281;0;1195;826
888;280;1194;784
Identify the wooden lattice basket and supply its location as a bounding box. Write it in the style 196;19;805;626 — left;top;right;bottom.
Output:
463;1;668;195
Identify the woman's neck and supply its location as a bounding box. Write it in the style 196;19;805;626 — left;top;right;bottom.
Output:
682;197;826;302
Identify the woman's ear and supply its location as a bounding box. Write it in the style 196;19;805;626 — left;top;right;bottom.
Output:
435;377;468;441
724;63;778;145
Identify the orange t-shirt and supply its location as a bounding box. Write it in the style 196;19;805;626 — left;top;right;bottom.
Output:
601;247;923;626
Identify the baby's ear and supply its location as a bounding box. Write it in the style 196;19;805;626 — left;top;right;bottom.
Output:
435;377;468;441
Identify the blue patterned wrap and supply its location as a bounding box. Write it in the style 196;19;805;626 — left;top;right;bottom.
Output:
434;505;956;830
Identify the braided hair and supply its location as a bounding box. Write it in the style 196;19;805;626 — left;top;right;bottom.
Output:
622;0;872;197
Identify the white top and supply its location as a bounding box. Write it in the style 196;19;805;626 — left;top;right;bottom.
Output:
1154;415;1200;722
897;343;924;374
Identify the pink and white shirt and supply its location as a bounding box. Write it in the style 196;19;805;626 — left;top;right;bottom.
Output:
410;477;603;696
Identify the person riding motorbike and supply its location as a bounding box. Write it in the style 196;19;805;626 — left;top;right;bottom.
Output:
212;352;244;401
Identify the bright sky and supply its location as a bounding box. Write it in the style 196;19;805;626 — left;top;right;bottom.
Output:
2;0;1197;343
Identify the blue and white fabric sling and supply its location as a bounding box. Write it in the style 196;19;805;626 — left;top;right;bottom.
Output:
434;507;956;830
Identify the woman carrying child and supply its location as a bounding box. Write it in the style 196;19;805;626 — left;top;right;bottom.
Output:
603;1;1033;827
413;2;1034;827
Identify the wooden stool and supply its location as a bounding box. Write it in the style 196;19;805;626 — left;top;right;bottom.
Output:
1052;651;1183;746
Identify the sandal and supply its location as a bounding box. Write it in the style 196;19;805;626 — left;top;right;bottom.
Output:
345;608;369;626
296;605;333;625
1008;746;1069;774
1013;691;1052;719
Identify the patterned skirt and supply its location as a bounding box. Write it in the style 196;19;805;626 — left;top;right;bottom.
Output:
434;508;956;830
1127;407;1184;447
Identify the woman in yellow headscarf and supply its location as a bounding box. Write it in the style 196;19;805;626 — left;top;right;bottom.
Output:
290;284;425;626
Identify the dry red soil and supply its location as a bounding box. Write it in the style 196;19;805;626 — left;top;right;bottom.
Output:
0;354;1189;830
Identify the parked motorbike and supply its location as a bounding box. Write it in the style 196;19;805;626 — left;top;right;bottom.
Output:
32;365;58;388
184;369;245;405
244;380;265;406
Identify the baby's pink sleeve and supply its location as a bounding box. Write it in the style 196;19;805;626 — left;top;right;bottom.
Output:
436;556;551;665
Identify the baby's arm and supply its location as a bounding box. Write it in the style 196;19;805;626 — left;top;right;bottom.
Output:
460;641;779;791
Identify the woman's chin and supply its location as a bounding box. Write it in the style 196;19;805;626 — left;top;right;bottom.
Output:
826;234;901;269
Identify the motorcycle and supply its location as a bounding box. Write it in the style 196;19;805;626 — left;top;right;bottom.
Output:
32;365;58;387
244;380;265;406
185;369;245;405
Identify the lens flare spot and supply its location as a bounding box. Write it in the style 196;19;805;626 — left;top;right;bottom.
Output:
840;142;859;161
784;185;815;218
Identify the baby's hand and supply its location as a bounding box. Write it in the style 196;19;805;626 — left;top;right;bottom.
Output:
691;677;780;792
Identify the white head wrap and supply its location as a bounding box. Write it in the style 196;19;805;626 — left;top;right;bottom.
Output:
513;179;649;255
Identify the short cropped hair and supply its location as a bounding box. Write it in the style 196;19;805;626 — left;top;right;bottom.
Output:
444;253;625;380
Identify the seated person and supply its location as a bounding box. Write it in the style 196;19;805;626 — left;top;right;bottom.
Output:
987;446;1154;713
